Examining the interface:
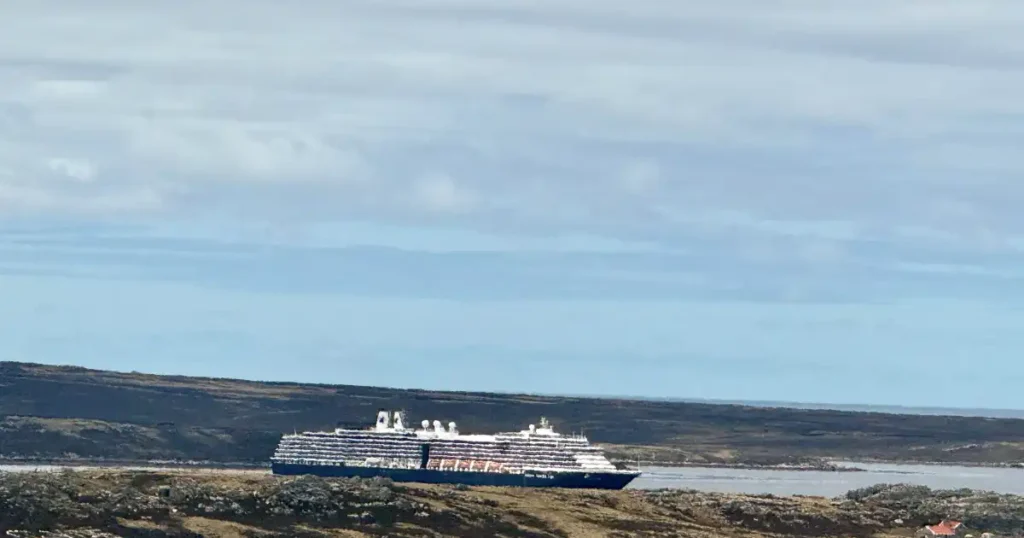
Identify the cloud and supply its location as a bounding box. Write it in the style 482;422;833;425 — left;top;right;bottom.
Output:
0;183;166;215
125;120;368;182
617;161;661;195
7;2;1024;406
413;173;477;214
1;0;1024;254
47;158;97;183
4;226;1024;306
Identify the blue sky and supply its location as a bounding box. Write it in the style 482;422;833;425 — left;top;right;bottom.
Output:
2;1;1024;409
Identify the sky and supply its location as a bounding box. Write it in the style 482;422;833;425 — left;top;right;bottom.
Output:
2;1;1024;410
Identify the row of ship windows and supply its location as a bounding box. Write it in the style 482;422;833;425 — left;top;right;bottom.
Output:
272;457;614;472
282;443;598;454
272;457;595;474
276;442;602;454
296;432;594;448
274;448;587;463
277;441;606;453
272;448;598;465
274;448;602;464
279;439;604;454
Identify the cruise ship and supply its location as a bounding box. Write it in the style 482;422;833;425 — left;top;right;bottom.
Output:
271;410;641;489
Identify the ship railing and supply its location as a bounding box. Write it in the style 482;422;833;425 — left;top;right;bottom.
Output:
296;429;595;446
522;465;636;474
277;448;594;468
275;436;615;465
275;458;346;466
275;448;420;458
282;442;590;458
429;458;514;472
277;452;595;470
284;432;598;452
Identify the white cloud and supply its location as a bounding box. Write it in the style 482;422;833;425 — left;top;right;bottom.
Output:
1;0;1024;251
31;79;107;100
47;158;97;183
413;173;476;214
124;119;368;182
617;161;661;195
0;183;164;215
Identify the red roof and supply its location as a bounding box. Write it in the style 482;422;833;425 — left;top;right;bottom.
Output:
926;521;963;536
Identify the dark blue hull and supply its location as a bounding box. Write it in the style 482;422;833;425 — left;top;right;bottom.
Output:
272;463;639;489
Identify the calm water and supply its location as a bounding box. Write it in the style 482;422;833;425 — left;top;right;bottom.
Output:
628;462;1024;496
4;462;1024;497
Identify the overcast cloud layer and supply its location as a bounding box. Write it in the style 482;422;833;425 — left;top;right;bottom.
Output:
4;1;1024;243
2;1;1023;407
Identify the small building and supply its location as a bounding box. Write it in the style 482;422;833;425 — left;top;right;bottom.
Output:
917;520;969;538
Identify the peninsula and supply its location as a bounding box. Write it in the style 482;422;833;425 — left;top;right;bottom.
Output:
2;361;1024;469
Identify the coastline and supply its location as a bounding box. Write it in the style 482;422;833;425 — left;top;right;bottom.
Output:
2;456;861;473
0;457;268;471
837;457;1024;469
6;456;1022;474
610;459;867;472
623;460;1024;472
646;459;1024;472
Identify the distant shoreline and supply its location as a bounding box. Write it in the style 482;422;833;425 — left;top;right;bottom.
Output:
835;458;1024;470
5;457;1023;475
612;458;1024;472
2;457;860;473
638;462;867;472
0;458;269;471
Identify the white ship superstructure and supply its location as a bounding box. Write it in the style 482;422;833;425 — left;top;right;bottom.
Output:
272;410;627;475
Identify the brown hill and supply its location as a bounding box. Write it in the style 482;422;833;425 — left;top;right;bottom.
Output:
2;361;1024;466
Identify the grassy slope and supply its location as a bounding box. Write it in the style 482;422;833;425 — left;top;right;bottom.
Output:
2;361;1024;465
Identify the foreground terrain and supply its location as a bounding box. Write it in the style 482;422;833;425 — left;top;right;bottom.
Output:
3;361;1024;467
2;469;1024;538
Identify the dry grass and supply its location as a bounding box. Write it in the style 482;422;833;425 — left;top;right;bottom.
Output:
399;483;790;538
180;517;278;538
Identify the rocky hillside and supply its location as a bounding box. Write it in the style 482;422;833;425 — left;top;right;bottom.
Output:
3;361;1024;466
1;470;1023;538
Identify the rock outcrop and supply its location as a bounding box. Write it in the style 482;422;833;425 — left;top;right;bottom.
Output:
843;483;1024;535
2;470;1023;537
0;471;413;535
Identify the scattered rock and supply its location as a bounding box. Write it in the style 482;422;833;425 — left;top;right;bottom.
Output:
6;531;119;538
3;471;1024;537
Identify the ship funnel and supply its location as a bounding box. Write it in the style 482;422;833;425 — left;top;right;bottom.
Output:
376;409;390;430
448;421;458;435
421;419;430;430
433;420;444;433
528;424;536;434
393;411;406;431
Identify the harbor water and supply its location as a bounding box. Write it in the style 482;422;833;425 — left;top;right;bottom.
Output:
4;462;1024;496
627;462;1024;496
